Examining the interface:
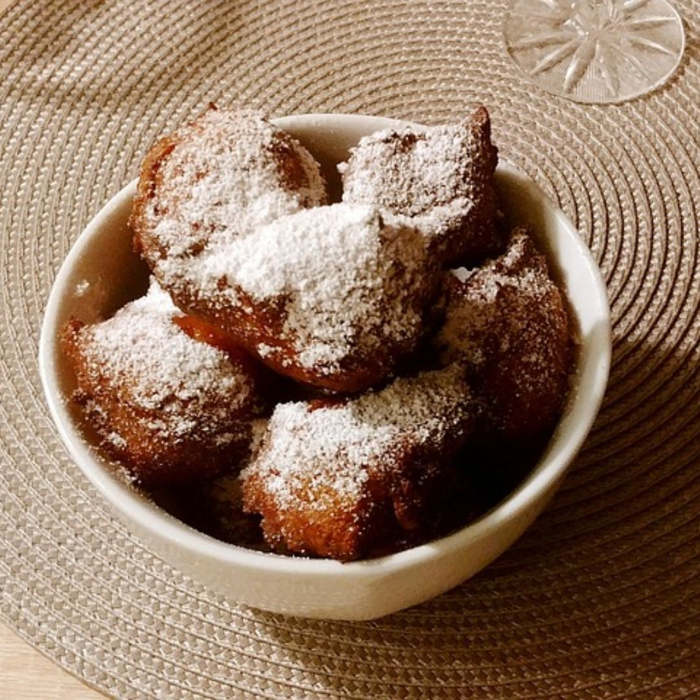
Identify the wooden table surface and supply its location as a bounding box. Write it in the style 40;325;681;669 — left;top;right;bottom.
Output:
0;623;103;698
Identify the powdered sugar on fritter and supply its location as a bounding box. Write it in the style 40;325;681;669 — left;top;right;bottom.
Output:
241;365;472;509
437;229;564;370
340;125;484;214
162;203;435;372
77;278;254;441
139;109;327;259
338;111;497;248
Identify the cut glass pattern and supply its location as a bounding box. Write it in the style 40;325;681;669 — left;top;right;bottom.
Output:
504;0;685;103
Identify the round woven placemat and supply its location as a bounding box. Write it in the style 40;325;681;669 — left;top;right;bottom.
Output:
1;1;698;697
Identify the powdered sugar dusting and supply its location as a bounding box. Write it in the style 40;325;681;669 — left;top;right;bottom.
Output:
450;267;473;284
160;203;435;373
339;111;497;250
139;108;327;259
437;231;555;366
74;279;90;297
341;125;483;214
76;278;255;442
241;364;472;511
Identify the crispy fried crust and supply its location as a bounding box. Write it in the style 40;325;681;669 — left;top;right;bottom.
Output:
436;228;572;441
131;133;179;263
61;284;264;487
340;106;501;266
240;366;475;560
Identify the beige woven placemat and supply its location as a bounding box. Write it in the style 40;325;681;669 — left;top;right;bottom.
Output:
1;1;698;697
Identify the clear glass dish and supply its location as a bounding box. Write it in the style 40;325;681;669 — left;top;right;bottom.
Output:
504;0;685;103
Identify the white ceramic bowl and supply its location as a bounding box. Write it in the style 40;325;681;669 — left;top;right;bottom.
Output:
39;114;611;620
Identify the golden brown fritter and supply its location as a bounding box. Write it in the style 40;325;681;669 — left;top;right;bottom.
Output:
62;280;263;487
131;106;327;268
240;365;475;561
163;203;441;393
435;228;572;441
339;106;500;266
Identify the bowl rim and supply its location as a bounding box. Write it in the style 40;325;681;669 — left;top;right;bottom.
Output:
38;112;611;579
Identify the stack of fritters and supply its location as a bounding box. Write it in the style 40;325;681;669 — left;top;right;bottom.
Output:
63;107;572;560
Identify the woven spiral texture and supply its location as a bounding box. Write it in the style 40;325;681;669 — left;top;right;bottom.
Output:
1;1;698;697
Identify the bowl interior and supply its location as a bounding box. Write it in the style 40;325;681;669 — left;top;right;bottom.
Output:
39;113;611;578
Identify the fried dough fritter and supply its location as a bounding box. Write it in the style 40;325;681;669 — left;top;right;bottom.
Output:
436;228;572;441
339;106;500;266
131;106;327;268
167;203;441;393
240;365;475;561
62;280;263;487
